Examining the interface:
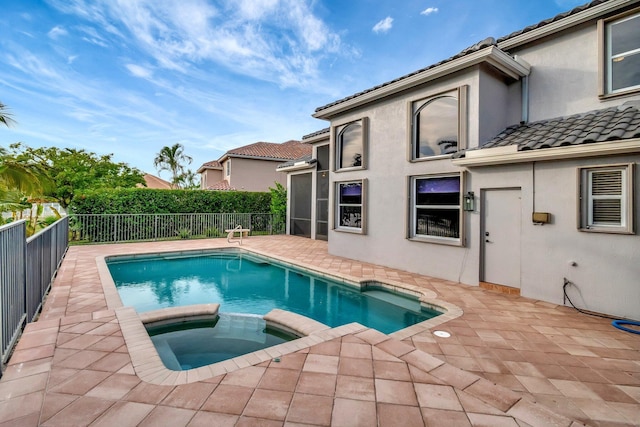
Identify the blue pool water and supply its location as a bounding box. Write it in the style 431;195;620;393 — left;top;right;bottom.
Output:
148;314;295;370
107;250;440;334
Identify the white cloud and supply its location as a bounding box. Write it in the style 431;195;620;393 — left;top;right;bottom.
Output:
420;7;439;16
45;0;346;89
372;17;393;34
67;55;78;64
47;25;68;39
125;64;153;79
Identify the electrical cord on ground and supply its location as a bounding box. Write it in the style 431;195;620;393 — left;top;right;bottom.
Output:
563;278;640;334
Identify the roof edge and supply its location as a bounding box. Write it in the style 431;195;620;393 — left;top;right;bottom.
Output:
313;46;529;119
452;138;640;167
498;0;632;50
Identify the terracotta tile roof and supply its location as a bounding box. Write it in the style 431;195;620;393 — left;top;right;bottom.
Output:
206;180;235;191
455;102;640;157
202;160;222;169
315;0;612;113
196;160;223;174
227;140;311;160
137;174;172;189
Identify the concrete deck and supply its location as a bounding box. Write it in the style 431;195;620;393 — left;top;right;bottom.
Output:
0;236;638;426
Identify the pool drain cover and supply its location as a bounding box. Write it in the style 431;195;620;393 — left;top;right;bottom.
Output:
433;330;451;338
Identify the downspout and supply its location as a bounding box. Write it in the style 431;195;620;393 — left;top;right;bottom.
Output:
514;55;531;124
521;74;529;124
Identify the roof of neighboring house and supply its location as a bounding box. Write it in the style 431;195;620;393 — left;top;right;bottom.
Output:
137;174;172;189
226;140;310;160
206;180;235;191
198;141;312;172
196;160;223;173
314;0;613;114
455;102;640;158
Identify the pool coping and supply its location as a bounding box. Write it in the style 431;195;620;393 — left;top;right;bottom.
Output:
97;246;464;385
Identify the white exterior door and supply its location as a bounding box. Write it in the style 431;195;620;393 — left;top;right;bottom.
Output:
482;189;522;288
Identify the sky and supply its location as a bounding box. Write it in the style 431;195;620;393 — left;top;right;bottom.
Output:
0;0;588;179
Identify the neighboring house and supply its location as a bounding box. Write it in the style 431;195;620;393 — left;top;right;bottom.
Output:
137;173;173;189
196;161;223;190
284;0;640;319
198;140;311;192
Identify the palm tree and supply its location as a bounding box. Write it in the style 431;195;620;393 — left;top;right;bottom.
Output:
177;169;199;190
0;102;16;127
0;103;49;216
153;143;193;189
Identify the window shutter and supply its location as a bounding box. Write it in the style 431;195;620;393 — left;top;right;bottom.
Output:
591;170;622;225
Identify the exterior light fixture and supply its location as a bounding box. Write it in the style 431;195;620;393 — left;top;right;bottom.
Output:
463;191;475;211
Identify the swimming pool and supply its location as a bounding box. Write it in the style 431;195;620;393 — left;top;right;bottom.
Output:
107;249;441;334
148;313;296;370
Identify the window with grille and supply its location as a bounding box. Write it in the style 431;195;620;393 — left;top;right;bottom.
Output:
335;180;366;233
409;173;463;244
580;164;634;233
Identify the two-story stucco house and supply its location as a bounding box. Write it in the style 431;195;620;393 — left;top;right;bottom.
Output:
198;140;311;192
284;0;640;320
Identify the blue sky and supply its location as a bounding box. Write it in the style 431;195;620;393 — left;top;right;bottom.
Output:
0;0;587;178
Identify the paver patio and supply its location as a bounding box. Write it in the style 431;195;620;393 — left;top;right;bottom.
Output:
0;236;638;426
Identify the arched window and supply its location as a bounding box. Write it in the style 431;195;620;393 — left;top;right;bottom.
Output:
413;94;458;159
336;120;365;170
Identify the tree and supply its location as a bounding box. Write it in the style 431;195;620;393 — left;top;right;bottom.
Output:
153;143;193;189
0;104;51;230
269;182;287;232
9;143;145;209
176;169;200;190
0;102;16;128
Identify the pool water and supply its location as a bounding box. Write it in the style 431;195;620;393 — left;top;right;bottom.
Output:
107;250;439;334
147;314;295;370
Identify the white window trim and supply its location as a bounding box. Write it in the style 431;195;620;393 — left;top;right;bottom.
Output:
599;9;640;97
334;179;366;234
408;86;468;162
578;163;634;234
408;173;464;246
333;117;368;172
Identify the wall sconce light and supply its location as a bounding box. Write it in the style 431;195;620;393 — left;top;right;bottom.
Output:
463;191;475;211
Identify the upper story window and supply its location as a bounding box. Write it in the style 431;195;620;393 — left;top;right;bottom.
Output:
335;118;367;171
411;87;467;160
579;164;634;234
226;159;231;177
603;11;640;95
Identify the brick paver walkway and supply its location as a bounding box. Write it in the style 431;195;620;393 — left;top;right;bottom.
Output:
0;236;638;426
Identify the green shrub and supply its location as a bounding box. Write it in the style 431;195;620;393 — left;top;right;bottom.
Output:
70;188;271;214
176;228;191;239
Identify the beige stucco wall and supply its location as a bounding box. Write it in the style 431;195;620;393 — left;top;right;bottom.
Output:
328;69;481;281
507;22;640;123
322;17;640;319
467;155;640;320
229;157;287;192
200;168;222;189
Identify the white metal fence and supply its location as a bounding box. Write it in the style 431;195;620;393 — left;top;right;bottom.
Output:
70;213;284;243
0;217;68;368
